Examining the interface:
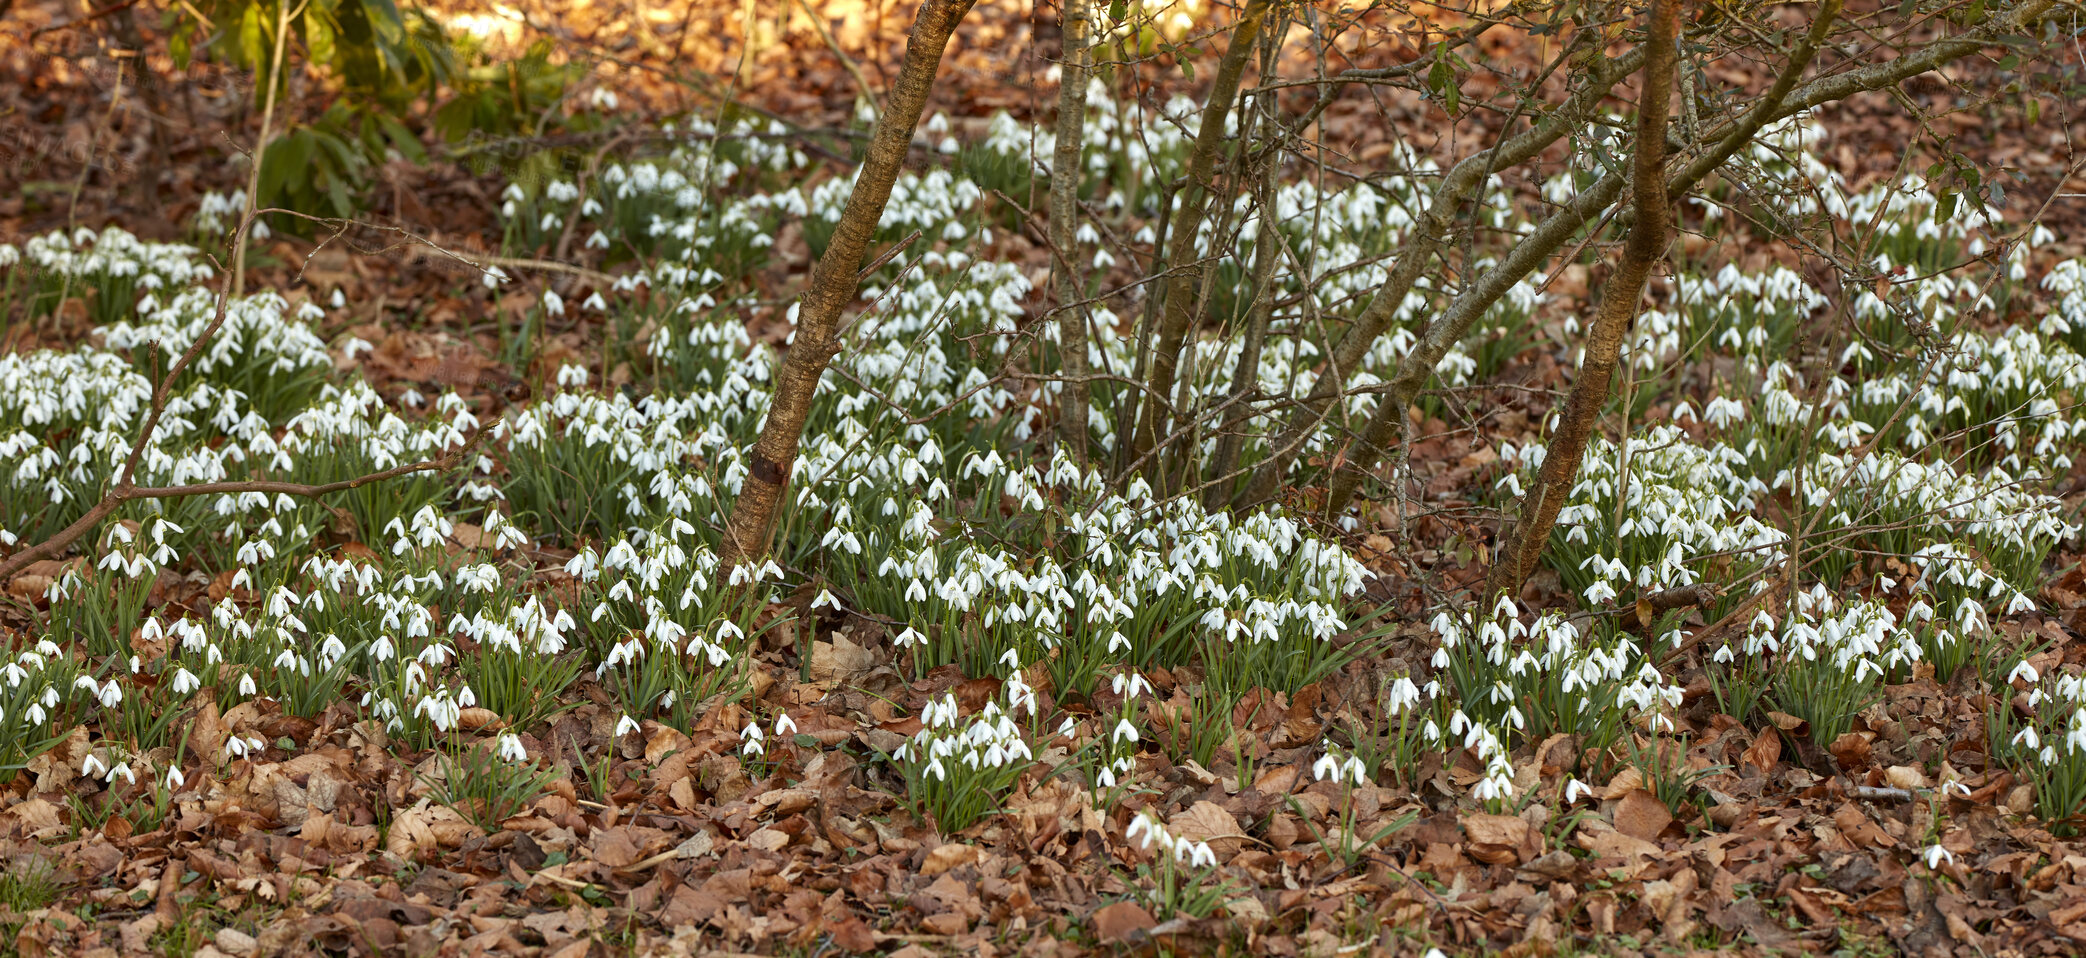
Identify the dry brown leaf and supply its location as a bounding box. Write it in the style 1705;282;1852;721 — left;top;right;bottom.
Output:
1884;765;1928;789
1614;789;1673;842
1742;726;1782;773
920;843;981;877
1829;731;1873;770
808;634;877;686
1091;901;1155;942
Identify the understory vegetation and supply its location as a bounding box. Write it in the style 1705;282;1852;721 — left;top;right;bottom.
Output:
3;0;2085;953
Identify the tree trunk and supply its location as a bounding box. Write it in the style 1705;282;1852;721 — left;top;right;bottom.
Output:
1306;0;2018;521
1050;0;1092;465
1480;0;1848;601
1237;46;1644;506
1480;0;1681;600
1127;0;1272;476
716;0;977;568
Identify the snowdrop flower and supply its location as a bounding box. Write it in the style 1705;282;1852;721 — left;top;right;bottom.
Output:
1386;676;1422;715
774;713;798;736
615;714;641;737
497;734;529;763
1923;845;1954;869
165;767;186;789
1111;718;1139;744
1111;672;1151;700
1125;812;1162;850
82;754;107;779
810;589;840;612
1563;778;1594;803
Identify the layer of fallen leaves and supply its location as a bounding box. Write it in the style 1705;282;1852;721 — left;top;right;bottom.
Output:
6;2;2086;956
4;572;2086;958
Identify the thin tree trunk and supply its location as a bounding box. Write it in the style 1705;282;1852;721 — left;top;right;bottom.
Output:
1127;0;1272;473
1236;45;1644;506
1313;0;1901;521
1480;0;1846;600
1253;0;2044;513
1050;0;1092;465
716;0;977;569
1480;0;1680;599
1205;112;1282;506
233;0;297;298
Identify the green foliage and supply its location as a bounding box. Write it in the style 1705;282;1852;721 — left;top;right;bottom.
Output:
0;645;86;784
257;104;423;220
435;40;585;145
885;690;1037;834
421;737;555;831
1626;734;1728;819
1986;666;2086;834
174;0;576;226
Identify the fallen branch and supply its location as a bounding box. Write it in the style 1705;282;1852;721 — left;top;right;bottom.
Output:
0;215;492;584
1643;583;1719;614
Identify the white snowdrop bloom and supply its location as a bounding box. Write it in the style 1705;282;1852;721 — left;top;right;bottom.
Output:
497;734;529;763
615;714;641;737
1924;845;1954;869
81;754;107;779
1111;672;1152;700
165;767;186;789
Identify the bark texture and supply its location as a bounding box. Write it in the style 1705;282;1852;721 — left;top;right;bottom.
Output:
1050;0;1092;464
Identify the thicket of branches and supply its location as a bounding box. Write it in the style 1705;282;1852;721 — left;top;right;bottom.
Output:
714;0;2072;596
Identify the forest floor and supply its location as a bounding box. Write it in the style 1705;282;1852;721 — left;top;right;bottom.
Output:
4;0;2086;957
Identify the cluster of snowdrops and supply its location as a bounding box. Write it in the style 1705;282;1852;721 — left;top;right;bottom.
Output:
0;87;2083;913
